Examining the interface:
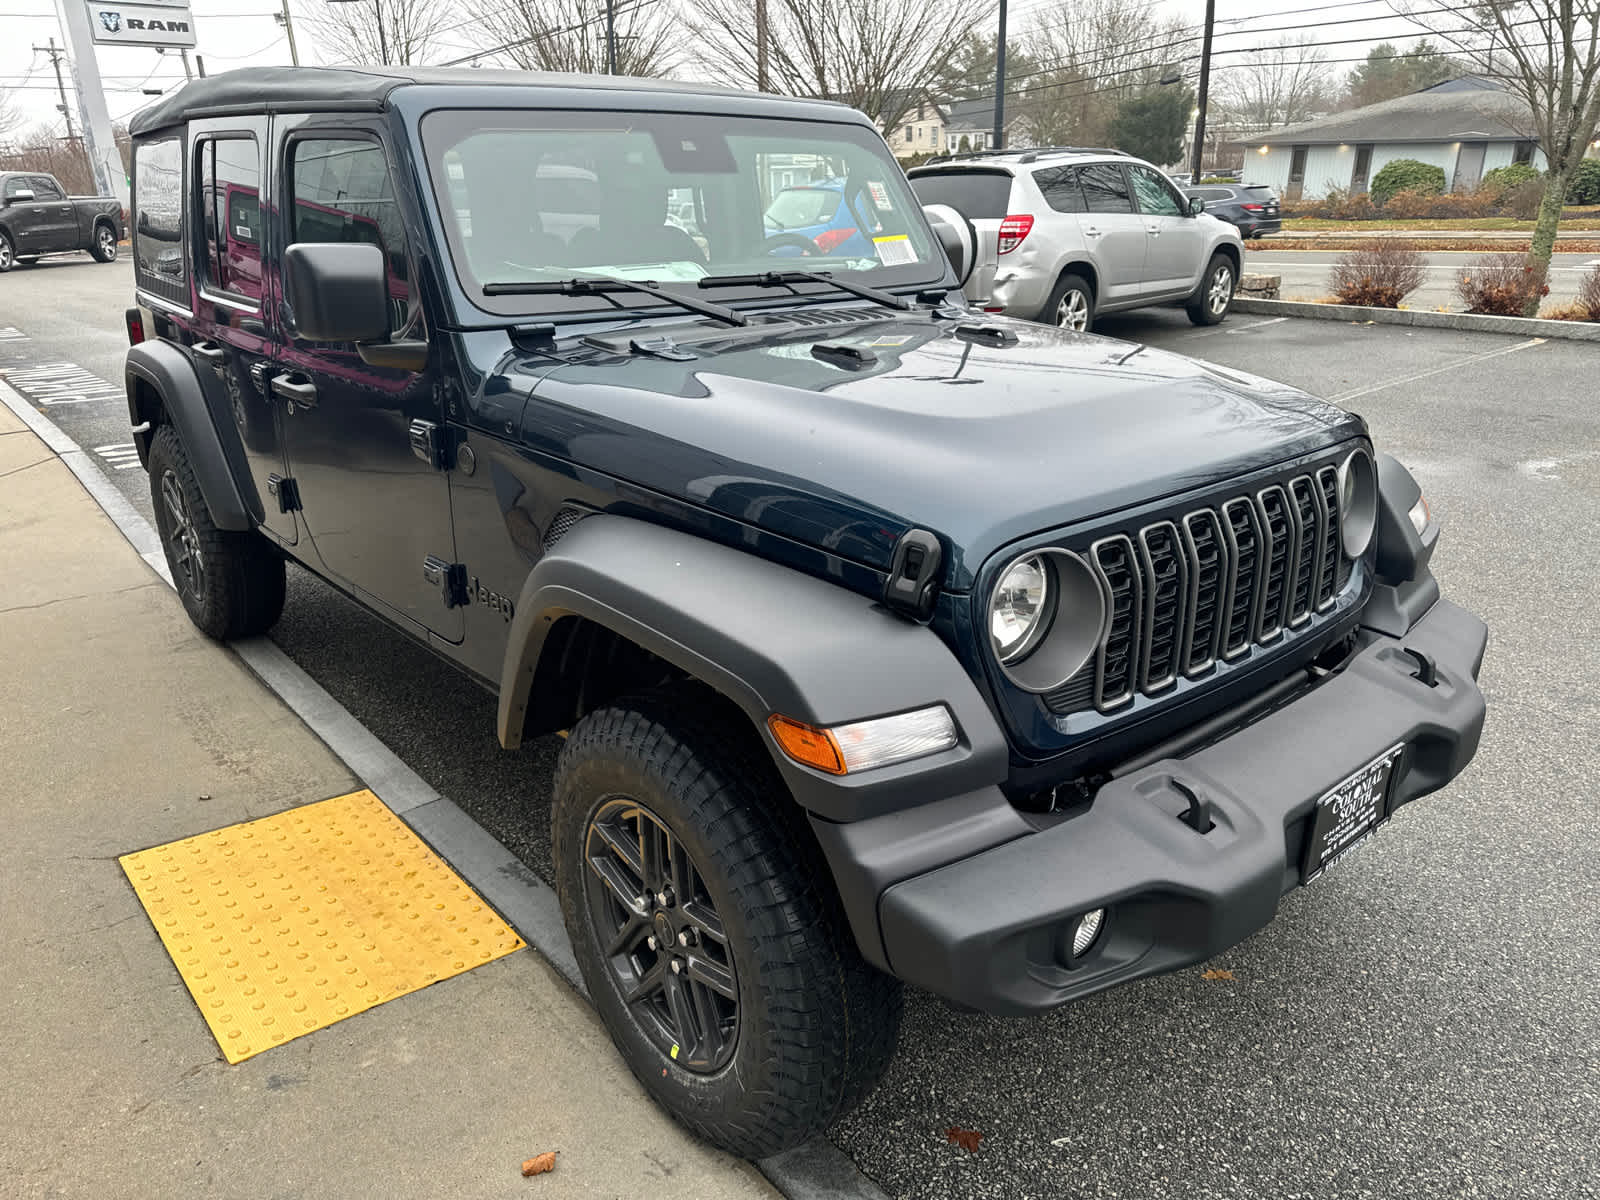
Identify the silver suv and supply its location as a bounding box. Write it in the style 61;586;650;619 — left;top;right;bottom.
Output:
908;148;1245;331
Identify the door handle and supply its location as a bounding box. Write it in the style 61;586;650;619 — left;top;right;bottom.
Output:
192;341;227;362
1082;226;1102;238
270;373;318;409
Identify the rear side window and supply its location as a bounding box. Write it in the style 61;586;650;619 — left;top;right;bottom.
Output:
1195;188;1233;202
196;136;262;304
1033;166;1087;213
31;176;64;201
907;169;1013;219
766;187;840;229
1080;164;1134;214
133;137;187;306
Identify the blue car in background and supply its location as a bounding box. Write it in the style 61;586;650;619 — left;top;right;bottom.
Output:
763;179;882;257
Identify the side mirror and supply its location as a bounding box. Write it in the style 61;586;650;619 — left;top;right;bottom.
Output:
283;242;390;344
921;202;975;286
9;189;35;205
1189;196;1207;216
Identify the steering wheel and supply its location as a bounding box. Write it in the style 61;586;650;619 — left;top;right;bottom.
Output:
763;232;823;257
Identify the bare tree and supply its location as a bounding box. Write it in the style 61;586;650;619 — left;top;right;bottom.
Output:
687;0;997;132
302;0;457;66
1018;0;1193;146
0;90;27;146
466;0;676;76
1396;0;1600;310
1213;37;1337;129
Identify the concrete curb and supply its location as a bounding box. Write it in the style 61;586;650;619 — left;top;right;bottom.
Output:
1273;228;1597;241
1230;297;1600;341
0;378;889;1200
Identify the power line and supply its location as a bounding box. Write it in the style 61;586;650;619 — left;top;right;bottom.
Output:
438;0;661;67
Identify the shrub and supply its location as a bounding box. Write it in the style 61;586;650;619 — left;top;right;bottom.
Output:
1562;263;1600;320
1567;159;1600;206
1330;242;1428;307
1456;252;1551;315
1383;188;1441;219
1481;162;1541;199
1371;158;1447;205
1503;178;1546;220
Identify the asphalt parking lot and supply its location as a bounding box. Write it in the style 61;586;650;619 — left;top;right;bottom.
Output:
4;256;1598;1200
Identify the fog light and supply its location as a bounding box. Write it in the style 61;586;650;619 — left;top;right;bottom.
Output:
1071;908;1105;957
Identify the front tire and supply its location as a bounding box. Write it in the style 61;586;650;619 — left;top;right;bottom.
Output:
147;424;285;639
553;691;902;1159
0;230;14;273
90;222;118;263
1188;253;1235;326
1040;271;1095;331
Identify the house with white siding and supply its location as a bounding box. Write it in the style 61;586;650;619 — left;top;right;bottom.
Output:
883;98;949;159
1240;77;1559;200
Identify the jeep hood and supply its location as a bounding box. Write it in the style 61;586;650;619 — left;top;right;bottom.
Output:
519;313;1362;591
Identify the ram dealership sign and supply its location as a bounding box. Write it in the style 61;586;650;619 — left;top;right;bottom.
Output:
87;1;197;48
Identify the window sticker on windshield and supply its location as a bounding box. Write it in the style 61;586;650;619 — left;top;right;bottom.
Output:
868;181;893;211
872;234;917;267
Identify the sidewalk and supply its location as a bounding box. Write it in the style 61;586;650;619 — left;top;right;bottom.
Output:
0;405;776;1199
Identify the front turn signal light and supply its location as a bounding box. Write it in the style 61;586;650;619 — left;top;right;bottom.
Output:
769;706;958;775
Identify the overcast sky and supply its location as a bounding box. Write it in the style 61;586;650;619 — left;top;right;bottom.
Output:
1;0;1450;135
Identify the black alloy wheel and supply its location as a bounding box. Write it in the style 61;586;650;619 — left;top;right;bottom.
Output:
159;465;206;602
582;797;739;1072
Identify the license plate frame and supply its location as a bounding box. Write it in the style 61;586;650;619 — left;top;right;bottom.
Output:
1302;743;1405;884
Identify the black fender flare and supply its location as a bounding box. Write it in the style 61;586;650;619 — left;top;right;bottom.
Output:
126;339;251;531
497;515;1009;823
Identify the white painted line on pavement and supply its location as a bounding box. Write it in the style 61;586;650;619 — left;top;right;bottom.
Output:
94;442;143;470
1333;337;1547;403
0;327;27;342
0;375;887;1200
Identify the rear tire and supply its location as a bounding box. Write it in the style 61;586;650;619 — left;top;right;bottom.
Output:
553;689;902;1159
0;230;14;273
1187;253;1235;326
90;222;118;263
1040;272;1095;332
148;424;285;640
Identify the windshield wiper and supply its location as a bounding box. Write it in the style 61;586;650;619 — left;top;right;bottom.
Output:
697;270;912;313
482;276;747;327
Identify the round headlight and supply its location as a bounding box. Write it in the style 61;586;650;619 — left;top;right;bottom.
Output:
1337;448;1378;558
991;555;1052;664
989;549;1108;693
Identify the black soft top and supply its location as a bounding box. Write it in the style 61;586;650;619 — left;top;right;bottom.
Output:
129;65;843;136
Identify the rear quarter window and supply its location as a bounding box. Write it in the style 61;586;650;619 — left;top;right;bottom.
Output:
133;136;187;308
907;170;1013;219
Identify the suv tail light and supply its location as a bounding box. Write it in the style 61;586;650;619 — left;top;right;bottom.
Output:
997;214;1034;254
812;228;854;253
1241;203;1265;213
124;307;145;346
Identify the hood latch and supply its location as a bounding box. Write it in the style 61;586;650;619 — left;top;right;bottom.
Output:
884;528;943;623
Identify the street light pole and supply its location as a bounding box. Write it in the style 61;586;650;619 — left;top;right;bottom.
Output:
992;0;1007;151
1191;0;1214;181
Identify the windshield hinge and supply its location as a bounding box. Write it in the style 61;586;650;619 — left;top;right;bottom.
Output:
423;555;469;608
629;334;696;361
884;528;943;623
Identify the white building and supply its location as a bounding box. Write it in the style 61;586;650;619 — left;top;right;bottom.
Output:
1241;77;1554;201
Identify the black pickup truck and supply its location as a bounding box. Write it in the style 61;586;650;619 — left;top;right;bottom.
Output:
124;67;1487;1159
0;171;124;271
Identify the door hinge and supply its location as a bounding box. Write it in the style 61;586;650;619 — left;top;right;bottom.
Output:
422;555;469;608
409;419;453;471
267;473;301;513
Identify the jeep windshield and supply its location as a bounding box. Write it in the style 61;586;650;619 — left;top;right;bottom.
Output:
421;108;945;320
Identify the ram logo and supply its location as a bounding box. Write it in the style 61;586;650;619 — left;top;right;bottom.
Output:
98;10;122;32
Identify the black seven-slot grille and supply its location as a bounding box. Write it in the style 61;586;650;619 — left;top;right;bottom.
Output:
1054;464;1355;714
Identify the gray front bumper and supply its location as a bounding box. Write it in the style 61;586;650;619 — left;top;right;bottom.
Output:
836;599;1487;1015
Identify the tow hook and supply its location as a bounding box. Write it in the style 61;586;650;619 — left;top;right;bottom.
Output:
1402;646;1439;687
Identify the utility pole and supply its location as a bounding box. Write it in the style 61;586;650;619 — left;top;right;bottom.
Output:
179;49;194;81
756;0;769;91
278;0;301;65
992;0;1007;151
375;0;388;66
606;0;617;74
35;38;78;144
1191;0;1214;181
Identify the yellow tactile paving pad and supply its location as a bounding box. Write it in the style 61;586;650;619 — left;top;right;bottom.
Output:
120;789;524;1063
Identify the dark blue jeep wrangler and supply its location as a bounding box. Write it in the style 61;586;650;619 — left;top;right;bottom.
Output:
125;67;1486;1158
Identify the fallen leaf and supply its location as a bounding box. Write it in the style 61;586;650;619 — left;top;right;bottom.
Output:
520;1152;557;1177
1201;968;1235;981
945;1127;983;1153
